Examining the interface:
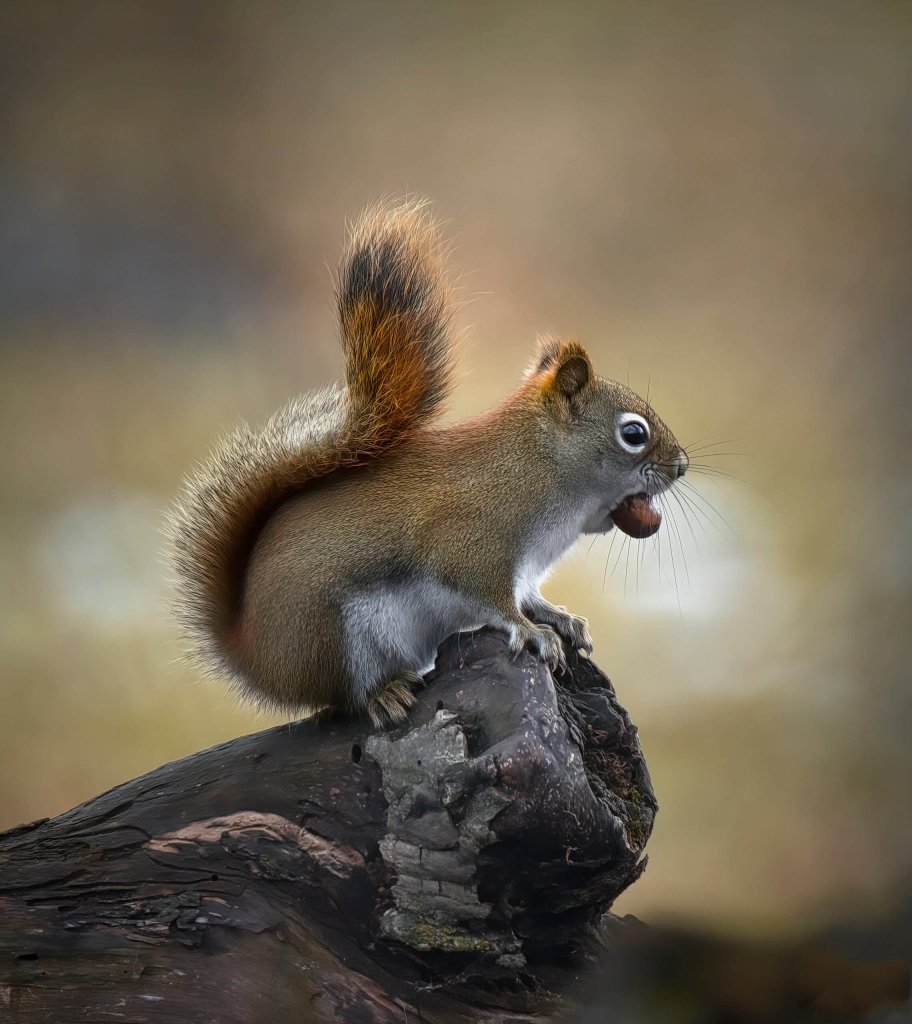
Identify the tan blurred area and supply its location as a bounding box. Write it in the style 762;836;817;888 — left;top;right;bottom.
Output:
1;0;910;943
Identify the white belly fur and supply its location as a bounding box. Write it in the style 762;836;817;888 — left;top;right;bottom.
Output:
342;579;486;702
342;514;588;702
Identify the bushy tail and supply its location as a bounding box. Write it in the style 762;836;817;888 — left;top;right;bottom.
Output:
339;198;453;443
167;198;454;678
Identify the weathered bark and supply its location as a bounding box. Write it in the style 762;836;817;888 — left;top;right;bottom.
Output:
0;628;656;1023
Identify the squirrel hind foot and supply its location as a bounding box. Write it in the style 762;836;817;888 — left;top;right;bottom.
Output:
366;672;423;728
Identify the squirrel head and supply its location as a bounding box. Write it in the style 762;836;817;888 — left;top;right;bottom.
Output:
527;337;687;537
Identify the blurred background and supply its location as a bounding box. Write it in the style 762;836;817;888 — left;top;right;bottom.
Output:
1;0;910;949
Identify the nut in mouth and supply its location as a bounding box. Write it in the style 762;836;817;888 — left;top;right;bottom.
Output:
609;492;662;538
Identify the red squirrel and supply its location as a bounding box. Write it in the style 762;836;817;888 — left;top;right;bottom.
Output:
168;200;687;724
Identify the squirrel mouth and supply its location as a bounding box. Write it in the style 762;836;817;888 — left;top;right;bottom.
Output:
610;493;662;539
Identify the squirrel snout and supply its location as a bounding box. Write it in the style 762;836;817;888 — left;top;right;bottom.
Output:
675;451;689;478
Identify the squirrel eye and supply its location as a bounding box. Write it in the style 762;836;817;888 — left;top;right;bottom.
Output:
618;417;650;451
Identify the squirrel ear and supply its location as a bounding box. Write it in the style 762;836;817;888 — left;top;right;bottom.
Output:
531;335;563;375
536;339;593;414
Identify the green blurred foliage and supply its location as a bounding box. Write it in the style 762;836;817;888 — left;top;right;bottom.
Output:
1;0;910;941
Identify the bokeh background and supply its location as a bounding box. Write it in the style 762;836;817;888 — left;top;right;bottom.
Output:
2;0;910;946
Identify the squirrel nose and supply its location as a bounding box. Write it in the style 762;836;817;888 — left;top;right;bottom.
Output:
676;451;688;478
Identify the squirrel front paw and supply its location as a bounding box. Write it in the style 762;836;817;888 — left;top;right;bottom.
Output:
522;600;593;656
510;622;568;675
549;611;593;656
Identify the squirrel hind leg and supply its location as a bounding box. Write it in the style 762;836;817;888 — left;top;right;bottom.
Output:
366;672;424;728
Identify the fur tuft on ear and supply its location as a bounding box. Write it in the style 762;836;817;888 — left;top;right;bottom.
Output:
533;338;594;414
529;335;563;375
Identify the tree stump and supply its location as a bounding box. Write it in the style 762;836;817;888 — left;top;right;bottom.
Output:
0;628;657;1023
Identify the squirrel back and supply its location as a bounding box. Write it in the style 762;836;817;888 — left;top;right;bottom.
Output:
167;199;454;683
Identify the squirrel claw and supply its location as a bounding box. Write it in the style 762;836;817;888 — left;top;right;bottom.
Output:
572;625;594;656
523;602;592;656
367;674;421;728
560;614;592;655
512;623;567;676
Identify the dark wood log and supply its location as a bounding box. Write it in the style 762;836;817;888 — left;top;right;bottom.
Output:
0;628;657;1023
